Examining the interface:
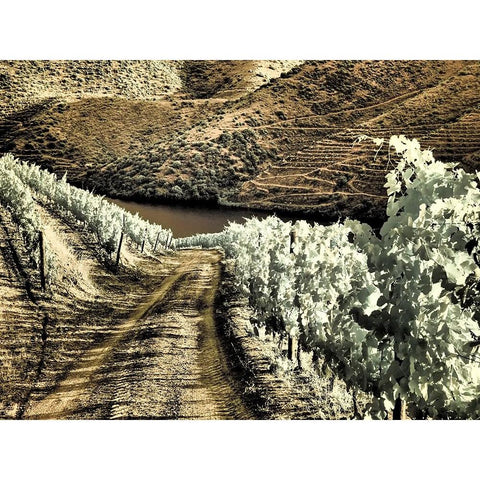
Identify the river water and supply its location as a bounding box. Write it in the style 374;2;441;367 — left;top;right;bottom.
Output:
108;198;305;238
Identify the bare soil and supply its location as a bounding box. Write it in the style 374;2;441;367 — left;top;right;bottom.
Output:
22;250;254;420
1;202;352;419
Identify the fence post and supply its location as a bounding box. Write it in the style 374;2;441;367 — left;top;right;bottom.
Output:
153;230;161;253
392;349;406;419
115;231;124;267
141;228;147;253
287;335;293;361
39;230;46;291
164;232;172;250
288;228;298;363
290;230;297;254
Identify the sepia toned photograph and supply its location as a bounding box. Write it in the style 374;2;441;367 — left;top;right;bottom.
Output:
4;1;480;478
2;59;480;422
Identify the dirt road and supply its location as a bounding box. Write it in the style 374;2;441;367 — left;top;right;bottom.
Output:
22;249;252;420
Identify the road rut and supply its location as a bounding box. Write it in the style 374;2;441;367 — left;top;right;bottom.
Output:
23;250;252;420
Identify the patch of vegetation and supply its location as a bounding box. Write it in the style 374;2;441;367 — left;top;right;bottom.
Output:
87;128;275;204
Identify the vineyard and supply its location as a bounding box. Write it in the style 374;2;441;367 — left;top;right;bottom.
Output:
2;135;480;419
176;135;480;419
0;153;172;286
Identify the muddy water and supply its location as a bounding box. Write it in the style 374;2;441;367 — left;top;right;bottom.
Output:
108;198;304;238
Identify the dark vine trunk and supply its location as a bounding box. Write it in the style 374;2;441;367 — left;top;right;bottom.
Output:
287;335;293;361
393;397;402;420
153;231;161;252
38;230;46;290
393;349;405;420
296;337;302;370
115;231;124;267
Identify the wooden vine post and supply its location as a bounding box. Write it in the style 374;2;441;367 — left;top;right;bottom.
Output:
141;228;147;253
115;231;124;267
39;230;46;291
287;336;294;361
289;230;297;255
115;214;126;268
153;230;161;253
287;229;298;363
392;348;406;420
392;397;406;420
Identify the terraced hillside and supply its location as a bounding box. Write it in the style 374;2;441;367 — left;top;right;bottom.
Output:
239;110;480;218
235;61;480;218
1;60;479;220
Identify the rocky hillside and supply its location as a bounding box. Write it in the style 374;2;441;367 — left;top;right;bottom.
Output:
1;60;479;221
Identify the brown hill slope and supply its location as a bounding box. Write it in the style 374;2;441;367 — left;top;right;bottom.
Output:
1;60;479;220
236;61;480;218
0;60;184;117
0;60;301;116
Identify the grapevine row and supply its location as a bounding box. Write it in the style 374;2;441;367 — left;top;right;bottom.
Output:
0;154;173;258
0;156;56;285
176;136;480;419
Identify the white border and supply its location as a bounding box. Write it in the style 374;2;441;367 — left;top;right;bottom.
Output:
1;1;478;59
1;420;478;478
